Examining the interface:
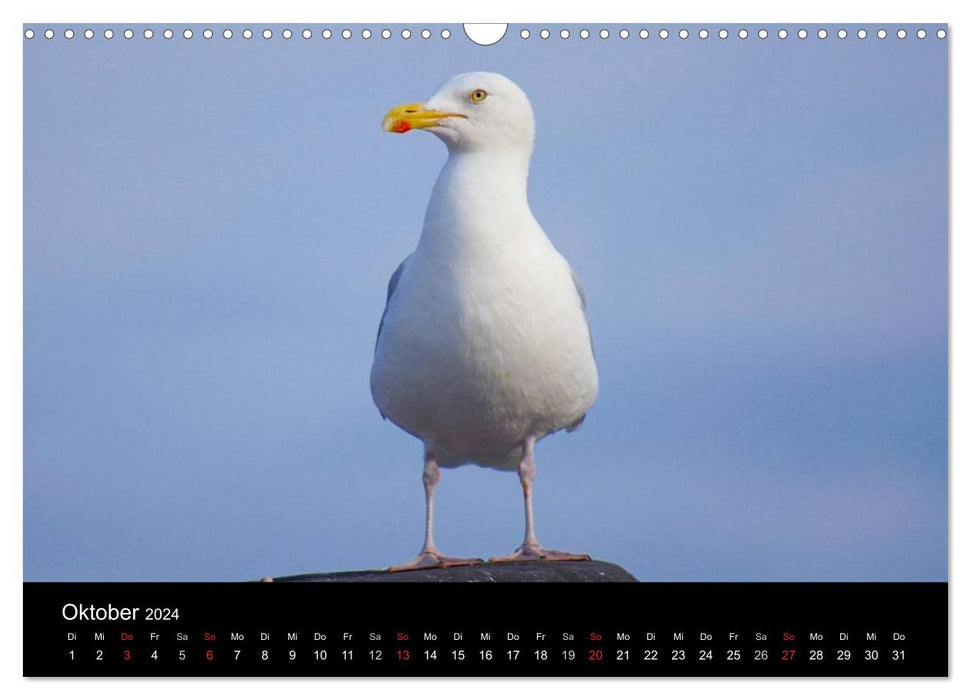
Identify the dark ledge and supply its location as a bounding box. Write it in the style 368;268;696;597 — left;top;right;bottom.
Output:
261;560;638;583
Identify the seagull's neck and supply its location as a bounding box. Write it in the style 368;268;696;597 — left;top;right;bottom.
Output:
417;150;536;256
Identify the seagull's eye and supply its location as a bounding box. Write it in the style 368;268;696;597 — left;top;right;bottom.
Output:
469;89;488;103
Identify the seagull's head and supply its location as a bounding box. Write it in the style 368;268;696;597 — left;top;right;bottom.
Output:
382;72;535;154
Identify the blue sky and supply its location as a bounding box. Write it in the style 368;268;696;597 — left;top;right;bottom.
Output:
23;24;947;581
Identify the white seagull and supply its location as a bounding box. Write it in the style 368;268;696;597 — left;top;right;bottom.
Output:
371;72;599;571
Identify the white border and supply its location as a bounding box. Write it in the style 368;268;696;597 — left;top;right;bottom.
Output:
3;1;964;699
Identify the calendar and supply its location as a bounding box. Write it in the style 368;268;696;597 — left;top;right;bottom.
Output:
22;22;949;679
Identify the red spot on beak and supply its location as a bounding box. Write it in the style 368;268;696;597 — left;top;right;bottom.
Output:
391;120;411;134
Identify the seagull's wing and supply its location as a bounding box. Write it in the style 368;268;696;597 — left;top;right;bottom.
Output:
375;254;411;352
567;267;594;432
571;267;595;359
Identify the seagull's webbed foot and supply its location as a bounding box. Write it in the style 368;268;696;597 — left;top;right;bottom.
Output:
490;541;591;563
388;550;484;572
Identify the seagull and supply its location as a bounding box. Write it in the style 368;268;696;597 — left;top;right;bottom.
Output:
371;72;599;571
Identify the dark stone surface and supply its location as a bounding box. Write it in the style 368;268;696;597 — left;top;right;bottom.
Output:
263;560;637;583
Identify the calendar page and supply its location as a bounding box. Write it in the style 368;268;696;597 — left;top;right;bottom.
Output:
22;21;947;677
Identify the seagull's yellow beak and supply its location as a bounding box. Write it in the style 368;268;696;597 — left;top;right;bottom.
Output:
382;103;466;134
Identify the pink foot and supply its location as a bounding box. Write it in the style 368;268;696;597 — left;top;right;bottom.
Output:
490;542;591;563
388;550;484;572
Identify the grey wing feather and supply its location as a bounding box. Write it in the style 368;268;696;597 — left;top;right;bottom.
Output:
373;255;412;422
375;255;411;352
567;267;595;433
571;267;595;360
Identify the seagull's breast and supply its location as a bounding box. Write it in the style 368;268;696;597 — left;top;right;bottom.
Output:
371;221;598;466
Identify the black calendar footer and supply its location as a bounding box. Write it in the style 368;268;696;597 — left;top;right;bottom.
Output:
24;581;947;677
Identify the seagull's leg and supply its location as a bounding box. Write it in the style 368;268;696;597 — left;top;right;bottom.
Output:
491;436;591;563
388;450;483;572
